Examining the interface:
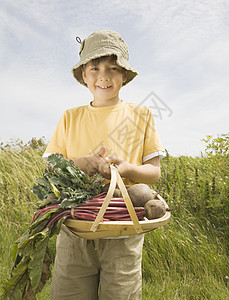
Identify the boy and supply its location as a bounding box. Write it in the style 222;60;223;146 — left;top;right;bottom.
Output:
43;30;165;300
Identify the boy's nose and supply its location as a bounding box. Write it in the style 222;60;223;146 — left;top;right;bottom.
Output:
99;70;110;81
100;77;109;81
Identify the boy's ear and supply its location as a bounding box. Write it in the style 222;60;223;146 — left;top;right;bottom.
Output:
122;71;127;84
81;68;87;84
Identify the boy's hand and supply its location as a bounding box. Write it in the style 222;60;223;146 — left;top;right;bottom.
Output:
108;155;131;177
97;146;112;179
96;147;131;179
73;146;111;178
74;148;161;184
98;151;131;179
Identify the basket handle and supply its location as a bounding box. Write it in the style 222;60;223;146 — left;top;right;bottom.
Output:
90;165;143;234
90;165;117;232
115;168;143;234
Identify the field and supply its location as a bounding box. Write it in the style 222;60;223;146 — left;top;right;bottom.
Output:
0;137;229;299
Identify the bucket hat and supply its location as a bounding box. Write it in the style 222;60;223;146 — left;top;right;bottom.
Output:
72;30;138;86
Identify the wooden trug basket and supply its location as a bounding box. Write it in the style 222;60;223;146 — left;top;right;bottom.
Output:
64;165;171;239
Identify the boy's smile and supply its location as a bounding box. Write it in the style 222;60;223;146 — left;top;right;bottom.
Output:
82;57;126;107
97;85;112;89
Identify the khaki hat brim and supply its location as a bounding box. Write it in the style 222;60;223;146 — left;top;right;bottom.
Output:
72;51;138;87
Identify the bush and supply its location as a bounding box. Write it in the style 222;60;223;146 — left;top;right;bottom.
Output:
153;149;229;251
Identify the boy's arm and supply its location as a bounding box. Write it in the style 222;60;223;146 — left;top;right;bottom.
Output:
108;155;161;184
72;145;161;184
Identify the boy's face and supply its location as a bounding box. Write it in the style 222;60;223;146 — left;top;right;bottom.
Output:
82;56;127;106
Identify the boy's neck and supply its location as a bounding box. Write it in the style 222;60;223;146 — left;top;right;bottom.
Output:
91;98;121;107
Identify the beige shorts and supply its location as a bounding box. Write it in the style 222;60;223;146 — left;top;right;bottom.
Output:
50;225;144;300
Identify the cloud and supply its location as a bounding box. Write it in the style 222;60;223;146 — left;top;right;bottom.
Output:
0;61;90;143
1;0;228;156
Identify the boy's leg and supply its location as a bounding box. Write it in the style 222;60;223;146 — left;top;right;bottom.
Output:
50;226;99;300
98;234;144;300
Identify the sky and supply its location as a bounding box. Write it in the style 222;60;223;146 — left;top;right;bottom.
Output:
1;0;228;157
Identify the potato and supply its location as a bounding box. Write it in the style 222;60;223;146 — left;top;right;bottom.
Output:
127;184;154;207
113;188;122;197
144;199;166;219
102;184;131;198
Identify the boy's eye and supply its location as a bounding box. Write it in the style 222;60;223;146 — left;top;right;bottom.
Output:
91;67;98;71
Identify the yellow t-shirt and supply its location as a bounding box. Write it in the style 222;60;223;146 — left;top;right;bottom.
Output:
44;101;164;183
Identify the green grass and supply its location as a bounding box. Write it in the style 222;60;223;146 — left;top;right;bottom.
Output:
0;138;229;299
142;214;229;299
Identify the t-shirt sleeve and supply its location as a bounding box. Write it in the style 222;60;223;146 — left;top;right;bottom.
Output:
142;107;165;161
43;112;67;159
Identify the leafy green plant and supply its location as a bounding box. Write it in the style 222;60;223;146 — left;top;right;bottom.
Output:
1;153;104;299
202;133;229;156
32;153;104;208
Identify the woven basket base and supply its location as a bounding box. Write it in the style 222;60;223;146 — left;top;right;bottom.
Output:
64;211;171;239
